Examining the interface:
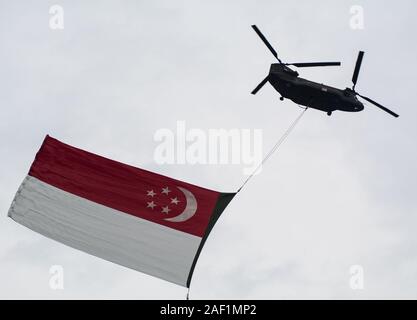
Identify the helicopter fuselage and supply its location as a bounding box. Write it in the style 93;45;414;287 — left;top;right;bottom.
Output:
268;64;364;115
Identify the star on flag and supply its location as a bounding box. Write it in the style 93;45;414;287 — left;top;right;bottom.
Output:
161;187;171;195
161;206;171;214
147;201;156;209
147;190;156;197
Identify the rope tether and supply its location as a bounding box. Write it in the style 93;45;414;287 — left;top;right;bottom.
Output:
237;106;308;192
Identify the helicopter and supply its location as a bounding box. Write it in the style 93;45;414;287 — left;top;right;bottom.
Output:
251;25;399;118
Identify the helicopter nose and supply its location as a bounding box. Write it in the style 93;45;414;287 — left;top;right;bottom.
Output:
354;103;364;111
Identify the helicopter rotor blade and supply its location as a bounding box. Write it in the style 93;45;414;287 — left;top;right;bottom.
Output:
287;62;341;67
357;93;399;118
352;51;364;90
251;76;270;95
251;25;282;63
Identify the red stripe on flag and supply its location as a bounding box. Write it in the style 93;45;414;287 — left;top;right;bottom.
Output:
28;136;221;237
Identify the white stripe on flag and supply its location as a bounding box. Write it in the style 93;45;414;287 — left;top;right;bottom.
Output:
8;176;201;286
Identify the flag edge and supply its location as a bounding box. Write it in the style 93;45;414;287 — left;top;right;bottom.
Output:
185;192;236;288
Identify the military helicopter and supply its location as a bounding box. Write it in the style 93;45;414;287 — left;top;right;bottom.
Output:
251;25;399;117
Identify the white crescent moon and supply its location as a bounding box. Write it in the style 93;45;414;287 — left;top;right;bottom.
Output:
164;186;197;222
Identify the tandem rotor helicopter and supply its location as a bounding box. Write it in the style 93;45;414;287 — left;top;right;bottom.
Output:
251;25;399;117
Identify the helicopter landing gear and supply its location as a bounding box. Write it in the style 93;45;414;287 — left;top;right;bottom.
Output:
327;111;332;116
279;96;284;101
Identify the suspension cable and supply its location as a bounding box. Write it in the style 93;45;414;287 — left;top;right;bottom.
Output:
237;106;308;192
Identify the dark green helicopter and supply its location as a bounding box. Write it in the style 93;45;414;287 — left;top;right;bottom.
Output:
251;25;399;117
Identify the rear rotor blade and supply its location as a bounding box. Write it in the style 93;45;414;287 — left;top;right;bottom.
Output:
251;25;282;63
251;76;269;95
352;51;364;89
288;62;341;67
357;93;399;118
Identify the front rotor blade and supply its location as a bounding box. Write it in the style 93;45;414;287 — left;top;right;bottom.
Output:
251;76;269;95
289;62;341;67
251;25;281;63
352;51;364;89
358;94;399;118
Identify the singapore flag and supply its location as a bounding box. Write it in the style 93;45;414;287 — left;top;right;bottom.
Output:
8;136;235;287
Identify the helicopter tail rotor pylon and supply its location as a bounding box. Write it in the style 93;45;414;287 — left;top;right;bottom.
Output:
350;51;399;117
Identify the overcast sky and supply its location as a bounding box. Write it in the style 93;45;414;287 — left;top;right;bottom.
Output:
1;0;417;299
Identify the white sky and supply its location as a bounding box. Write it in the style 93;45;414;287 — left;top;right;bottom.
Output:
1;0;416;299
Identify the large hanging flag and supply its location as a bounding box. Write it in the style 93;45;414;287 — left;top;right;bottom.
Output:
8;136;235;287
